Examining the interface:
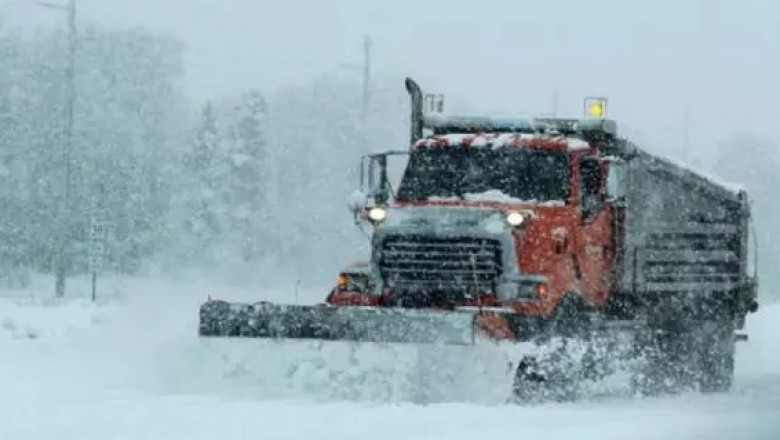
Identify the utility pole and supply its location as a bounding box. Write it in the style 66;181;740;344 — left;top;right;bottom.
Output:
340;34;372;117
682;107;690;164
361;34;372;117
40;0;76;298
340;35;374;185
551;88;559;117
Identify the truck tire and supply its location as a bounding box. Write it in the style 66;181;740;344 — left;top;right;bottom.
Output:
630;329;697;396
511;351;580;403
631;318;736;396
511;355;548;403
698;343;734;393
695;321;736;393
511;293;607;402
631;330;667;396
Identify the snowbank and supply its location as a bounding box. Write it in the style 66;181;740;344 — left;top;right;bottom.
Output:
0;298;105;340
0;277;778;440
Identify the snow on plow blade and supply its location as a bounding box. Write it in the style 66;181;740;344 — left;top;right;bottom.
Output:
198;300;478;345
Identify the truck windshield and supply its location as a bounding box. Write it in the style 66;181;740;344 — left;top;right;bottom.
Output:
396;148;570;202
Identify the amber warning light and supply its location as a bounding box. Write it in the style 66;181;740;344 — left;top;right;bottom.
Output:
584;97;608;119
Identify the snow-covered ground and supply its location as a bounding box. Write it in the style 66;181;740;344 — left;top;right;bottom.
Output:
1;275;779;440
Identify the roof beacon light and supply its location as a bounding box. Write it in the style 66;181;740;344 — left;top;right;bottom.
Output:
584;97;608;119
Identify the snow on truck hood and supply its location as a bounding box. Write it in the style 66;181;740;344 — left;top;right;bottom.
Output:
426;189;565;206
462;189;564;206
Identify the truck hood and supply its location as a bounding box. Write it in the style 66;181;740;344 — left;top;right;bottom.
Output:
380;205;510;235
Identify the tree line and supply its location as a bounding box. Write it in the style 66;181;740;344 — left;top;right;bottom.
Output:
0;22;407;290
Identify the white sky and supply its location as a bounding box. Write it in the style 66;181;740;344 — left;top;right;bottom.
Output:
2;0;778;160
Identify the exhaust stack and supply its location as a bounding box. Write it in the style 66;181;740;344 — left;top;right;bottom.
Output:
405;77;424;145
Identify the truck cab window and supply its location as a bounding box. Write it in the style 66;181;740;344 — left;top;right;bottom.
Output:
396;149;570;202
580;157;602;219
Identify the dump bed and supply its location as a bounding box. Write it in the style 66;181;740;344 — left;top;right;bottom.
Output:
607;140;753;319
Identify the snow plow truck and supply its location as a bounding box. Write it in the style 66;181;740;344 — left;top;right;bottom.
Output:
199;78;759;400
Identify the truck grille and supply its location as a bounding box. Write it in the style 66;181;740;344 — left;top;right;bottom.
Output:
378;235;503;293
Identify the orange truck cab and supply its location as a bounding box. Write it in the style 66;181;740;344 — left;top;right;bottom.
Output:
360;127;613;319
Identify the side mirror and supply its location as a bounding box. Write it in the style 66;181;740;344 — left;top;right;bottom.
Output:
347;189;370;223
359;153;390;206
353;150;409;222
350;153;390;224
604;157;627;203
367;155;390;205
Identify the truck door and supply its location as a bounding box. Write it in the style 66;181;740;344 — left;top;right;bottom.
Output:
578;156;613;305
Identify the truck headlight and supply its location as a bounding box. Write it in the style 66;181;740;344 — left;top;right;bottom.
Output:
506;211;525;227
368;207;387;223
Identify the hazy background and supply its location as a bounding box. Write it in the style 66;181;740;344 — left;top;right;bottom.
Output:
1;0;778;300
6;0;779;155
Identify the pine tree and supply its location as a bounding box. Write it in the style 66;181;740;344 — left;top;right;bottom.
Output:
176;91;273;267
226;90;270;261
181;101;224;261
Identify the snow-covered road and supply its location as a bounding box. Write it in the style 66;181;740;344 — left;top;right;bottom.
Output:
1;276;778;440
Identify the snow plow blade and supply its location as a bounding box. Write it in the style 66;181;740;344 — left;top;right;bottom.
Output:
198;300;478;345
